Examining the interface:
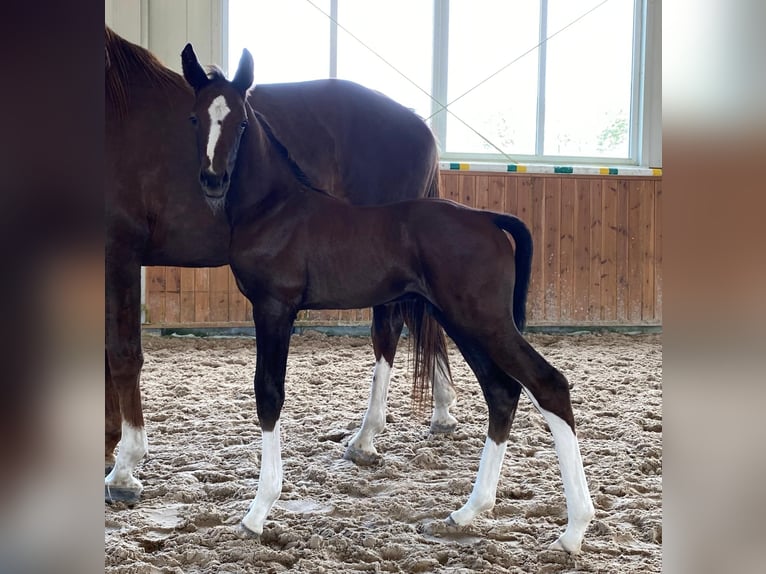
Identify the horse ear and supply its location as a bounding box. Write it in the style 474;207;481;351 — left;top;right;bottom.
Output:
181;43;209;92
231;48;254;95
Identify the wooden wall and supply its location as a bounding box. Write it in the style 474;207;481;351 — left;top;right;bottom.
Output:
144;171;662;328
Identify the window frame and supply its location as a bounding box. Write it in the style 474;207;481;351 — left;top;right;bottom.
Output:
222;0;661;167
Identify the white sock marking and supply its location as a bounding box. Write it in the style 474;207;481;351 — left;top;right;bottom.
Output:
431;356;458;430
104;422;148;491
242;421;283;535
206;95;230;169
450;437;507;525
522;387;595;553
348;358;392;456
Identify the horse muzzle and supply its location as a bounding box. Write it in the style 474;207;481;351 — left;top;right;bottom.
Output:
199;169;230;199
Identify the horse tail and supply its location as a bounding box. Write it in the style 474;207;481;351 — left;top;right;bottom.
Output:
402;298;451;416
425;162;441;200
492;214;533;332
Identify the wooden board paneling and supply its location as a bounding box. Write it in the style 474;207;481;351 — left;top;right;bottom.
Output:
142;172;663;328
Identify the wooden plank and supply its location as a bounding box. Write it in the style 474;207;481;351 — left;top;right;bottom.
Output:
615;180;630;322
654;179;663;322
524;177;544;322
228;269;248;322
457;174;476;207
543;178;561;322
165;266;181;324
626;181;643;322
601;181;618;322
559;178;575;322
504;175;518;216
145;290;164;326
179;268;196;323
194;268;210;322
475;175;489;210
588;180;603;321
640;180;656;321
573;179;591;322
209;266;230;322
488;175;505;213
442;172;459;203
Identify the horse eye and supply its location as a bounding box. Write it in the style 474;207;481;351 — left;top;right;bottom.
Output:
189;115;198;126
240;121;248;130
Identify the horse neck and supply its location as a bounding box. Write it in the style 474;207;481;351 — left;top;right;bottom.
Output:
229;105;311;220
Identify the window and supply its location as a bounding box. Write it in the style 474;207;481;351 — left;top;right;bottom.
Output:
227;0;656;165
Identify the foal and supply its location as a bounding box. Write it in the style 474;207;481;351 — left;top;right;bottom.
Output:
182;45;595;553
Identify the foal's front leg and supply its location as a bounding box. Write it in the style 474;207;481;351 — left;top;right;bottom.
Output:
240;304;295;536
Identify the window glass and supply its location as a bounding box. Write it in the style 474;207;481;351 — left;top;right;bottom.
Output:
336;0;433;119
445;0;541;156
544;0;635;157
228;0;331;83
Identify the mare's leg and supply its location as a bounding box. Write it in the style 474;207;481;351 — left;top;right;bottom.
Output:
241;302;295;536
105;258;148;503
105;352;121;475
402;309;458;433
344;304;404;465
486;333;595;554
441;335;522;525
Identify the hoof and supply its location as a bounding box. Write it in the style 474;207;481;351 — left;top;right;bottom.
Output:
430;420;458;434
445;514;458;527
236;522;261;540
343;445;382;467
104;485;142;505
548;536;582;555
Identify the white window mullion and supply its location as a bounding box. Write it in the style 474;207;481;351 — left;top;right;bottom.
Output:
329;0;338;78
535;0;548;158
431;0;450;149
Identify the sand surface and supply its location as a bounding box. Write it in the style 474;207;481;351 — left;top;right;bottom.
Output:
105;331;662;573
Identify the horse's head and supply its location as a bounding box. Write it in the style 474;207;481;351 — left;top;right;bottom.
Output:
181;44;253;208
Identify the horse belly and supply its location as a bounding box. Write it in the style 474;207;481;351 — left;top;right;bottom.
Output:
303;258;415;311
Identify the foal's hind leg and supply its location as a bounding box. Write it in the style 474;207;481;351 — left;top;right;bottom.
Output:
488;334;595;554
442;336;522;526
345;304;403;465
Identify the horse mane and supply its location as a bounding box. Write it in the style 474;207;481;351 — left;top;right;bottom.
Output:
105;26;190;119
251;110;330;196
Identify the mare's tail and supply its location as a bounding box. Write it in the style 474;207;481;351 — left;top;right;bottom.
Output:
492;214;533;332
404;157;449;414
402;298;452;416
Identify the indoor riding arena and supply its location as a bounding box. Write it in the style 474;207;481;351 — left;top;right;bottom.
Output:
106;1;661;572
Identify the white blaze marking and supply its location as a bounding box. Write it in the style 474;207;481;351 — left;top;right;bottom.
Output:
522;386;595;553
242;421;283;535
347;358;392;455
206;95;231;170
104;422;148;490
449;437;507;525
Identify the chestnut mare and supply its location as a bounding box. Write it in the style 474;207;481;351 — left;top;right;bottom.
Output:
105;27;459;504
181;45;595;553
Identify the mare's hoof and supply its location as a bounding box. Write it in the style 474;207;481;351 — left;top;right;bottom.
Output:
343;445;382;467
236;523;261;540
104;485;141;505
445;514;458;527
548;536;582;555
430;420;458;434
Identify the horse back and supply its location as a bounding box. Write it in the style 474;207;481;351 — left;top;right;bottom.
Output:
250;79;439;205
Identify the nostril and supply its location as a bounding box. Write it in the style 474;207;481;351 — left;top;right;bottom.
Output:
222;172;230;183
200;170;219;188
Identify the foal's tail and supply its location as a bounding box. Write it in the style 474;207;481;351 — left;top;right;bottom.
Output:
492;214;533;332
